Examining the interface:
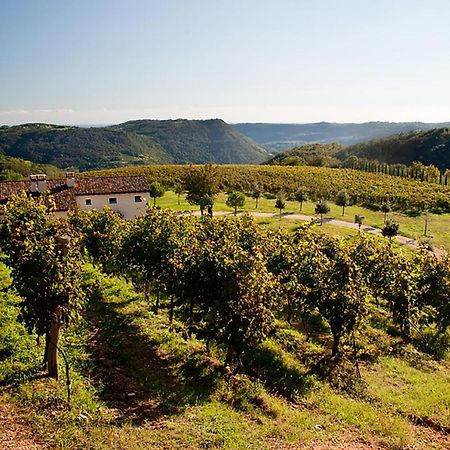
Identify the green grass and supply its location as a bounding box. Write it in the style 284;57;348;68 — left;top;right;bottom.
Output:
156;191;450;252
364;356;450;427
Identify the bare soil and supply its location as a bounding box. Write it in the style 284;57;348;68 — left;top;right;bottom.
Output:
0;393;47;450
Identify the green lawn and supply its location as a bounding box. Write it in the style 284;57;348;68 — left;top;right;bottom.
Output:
156;191;450;252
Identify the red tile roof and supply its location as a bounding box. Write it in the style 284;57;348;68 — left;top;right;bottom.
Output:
73;176;149;195
0;175;149;211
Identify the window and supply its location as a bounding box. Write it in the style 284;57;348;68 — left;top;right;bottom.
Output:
134;195;142;203
109;197;117;205
85;198;92;206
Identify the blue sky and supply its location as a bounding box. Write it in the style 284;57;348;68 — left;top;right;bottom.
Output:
1;0;449;124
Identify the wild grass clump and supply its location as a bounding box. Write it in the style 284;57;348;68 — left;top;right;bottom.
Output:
243;338;320;401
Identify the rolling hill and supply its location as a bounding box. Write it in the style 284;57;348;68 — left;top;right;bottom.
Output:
109;119;268;165
342;127;450;171
264;143;344;167
234;121;450;152
265;128;450;172
0;120;268;171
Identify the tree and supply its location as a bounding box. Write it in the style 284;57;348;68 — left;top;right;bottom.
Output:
416;251;450;338
251;185;262;209
0;193;85;379
174;183;185;205
119;209;181;313
149;181;165;207
312;246;368;356
380;201;391;223
183;164;218;215
382;219;399;242
315;200;330;225
275;192;286;218
226;191;246;216
295;187;308;211
335;190;350;216
69;207;126;274
354;214;365;231
168;217;277;366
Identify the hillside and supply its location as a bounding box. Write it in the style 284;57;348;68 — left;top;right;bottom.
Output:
342;128;450;171
0;154;62;180
234;121;450;152
0;120;268;171
109;119;268;164
264;143;344;167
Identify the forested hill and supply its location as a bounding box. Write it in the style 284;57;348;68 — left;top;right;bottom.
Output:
0;120;268;171
264;143;344;167
108;119;268;165
342;128;450;171
234;121;450;152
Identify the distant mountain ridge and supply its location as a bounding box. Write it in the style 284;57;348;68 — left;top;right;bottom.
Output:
0;119;268;171
234;121;450;152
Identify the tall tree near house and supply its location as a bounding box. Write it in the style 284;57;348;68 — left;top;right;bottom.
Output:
295;186;308;211
335;189;350;216
183;164;218;216
149;181;165;206
226;191;246;216
0;193;85;379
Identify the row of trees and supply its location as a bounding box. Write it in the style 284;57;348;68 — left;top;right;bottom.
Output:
73;207;450;363
1;195;449;380
343;157;450;186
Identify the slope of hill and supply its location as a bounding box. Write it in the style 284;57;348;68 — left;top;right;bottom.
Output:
265;143;344;166
0;153;62;180
109;119;268;164
0;120;268;171
234;121;450;152
342;128;450;171
0;123;172;171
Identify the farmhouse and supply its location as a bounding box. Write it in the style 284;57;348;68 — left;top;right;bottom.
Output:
0;173;150;219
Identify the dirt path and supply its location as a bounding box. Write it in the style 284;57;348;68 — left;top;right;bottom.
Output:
188;210;446;258
0;394;46;450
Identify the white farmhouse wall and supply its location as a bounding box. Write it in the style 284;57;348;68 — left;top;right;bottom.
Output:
53;210;69;219
75;191;149;219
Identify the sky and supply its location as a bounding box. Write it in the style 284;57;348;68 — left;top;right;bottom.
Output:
1;0;449;125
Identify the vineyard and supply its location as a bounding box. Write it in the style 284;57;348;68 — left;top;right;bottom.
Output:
1;193;450;448
84;165;450;213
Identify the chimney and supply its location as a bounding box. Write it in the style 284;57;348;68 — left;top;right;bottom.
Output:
36;174;47;193
66;171;75;188
29;174;38;193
